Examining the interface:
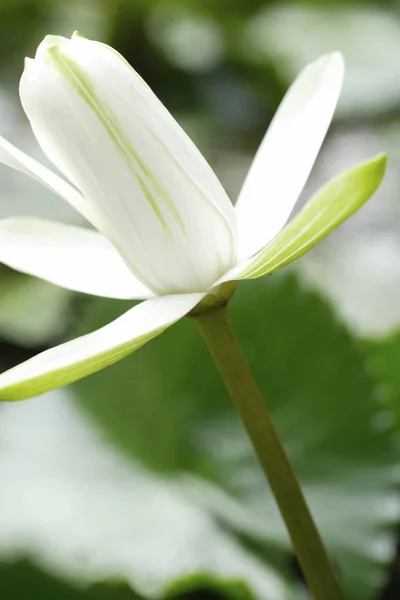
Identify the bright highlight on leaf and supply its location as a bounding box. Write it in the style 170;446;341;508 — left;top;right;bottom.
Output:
0;33;386;400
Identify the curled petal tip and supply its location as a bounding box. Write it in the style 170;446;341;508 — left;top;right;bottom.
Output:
34;34;69;60
23;57;33;70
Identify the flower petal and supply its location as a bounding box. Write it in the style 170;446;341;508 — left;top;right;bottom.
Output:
235;52;344;260
0;133;97;225
222;154;386;281
0;217;152;299
0;292;205;401
19;34;236;295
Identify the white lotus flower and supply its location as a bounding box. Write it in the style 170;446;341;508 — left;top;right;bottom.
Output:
0;34;386;401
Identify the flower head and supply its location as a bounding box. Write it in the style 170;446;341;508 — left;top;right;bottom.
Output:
0;34;386;400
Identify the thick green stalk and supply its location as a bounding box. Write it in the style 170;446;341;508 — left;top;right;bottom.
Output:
194;305;346;600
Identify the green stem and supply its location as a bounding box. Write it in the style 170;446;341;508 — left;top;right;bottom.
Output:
194;305;346;600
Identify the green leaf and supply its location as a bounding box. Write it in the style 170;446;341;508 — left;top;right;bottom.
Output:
0;389;291;600
0;561;143;600
72;273;399;600
363;334;400;429
238;154;387;279
0;561;253;600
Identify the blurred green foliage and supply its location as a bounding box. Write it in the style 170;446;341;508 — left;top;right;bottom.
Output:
0;562;257;600
72;274;399;600
0;561;142;600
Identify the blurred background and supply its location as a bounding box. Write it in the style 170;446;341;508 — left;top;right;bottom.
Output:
0;0;400;599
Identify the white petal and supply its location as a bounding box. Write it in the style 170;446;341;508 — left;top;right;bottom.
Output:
235;53;344;259
0;292;204;401
0;133;97;226
0;217;152;299
19;34;237;295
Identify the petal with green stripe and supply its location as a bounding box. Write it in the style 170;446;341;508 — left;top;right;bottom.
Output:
0;292;204;401
227;154;386;281
20;35;236;295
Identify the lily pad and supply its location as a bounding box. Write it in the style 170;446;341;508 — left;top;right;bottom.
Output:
0;390;291;600
73;274;400;599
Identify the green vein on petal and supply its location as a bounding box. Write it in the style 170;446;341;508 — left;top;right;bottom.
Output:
47;46;185;233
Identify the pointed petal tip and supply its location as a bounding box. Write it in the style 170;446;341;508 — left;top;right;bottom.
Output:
330;51;345;74
311;50;345;78
332;50;344;62
72;31;85;40
328;51;344;74
325;50;344;63
20;56;35;94
374;151;388;165
23;57;33;71
300;52;344;90
234;47;346;260
368;152;388;181
34;34;69;60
